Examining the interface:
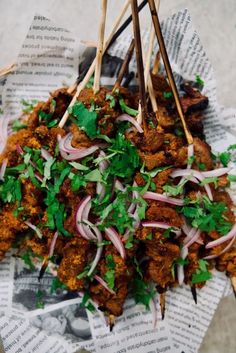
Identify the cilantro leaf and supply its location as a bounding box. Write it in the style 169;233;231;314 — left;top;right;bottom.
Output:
21;99;38;113
119;98;138;116
219;151;231;167
106;94;116;108
163;91;173;99
195;74;204;87
104;254;116;290
50;277;67;294
12;120;27;131
228;174;236;183
191;259;212;284
70;101;99;138
132;278;155;309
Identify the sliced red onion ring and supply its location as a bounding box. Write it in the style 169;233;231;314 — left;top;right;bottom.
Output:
58;134;100;161
24;221;43;239
76;196;96;240
105;227;126;259
41;148;53;161
149;297;157;329
204;235;236;260
87;227;103;277
0;158;8;181
170;169;213;201
115;179;126;191
94;274;116;295
96;151;108;200
205;223;236;249
49;231;58;257
16;144;23;155
184;229;201;248
177;246;188;285
141;221;181;236
201;167;231;178
143;191;184;206
127;181;139;214
116;114;144;133
82;201;97;240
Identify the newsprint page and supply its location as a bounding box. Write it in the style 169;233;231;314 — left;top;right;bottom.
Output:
0;9;236;353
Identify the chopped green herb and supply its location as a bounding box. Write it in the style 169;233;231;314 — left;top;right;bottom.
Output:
180;196;231;235
174;127;184;137
163;179;188;196
21;99;38;113
70;101;99;138
50;277;67;294
228;174;236;183
133;256;143;278
132;278;155;309
71;173;86;191
35;290;45;309
0;176;22;203
219;151;231;167
146;232;153;240
12;120;27;131
125;235;134;249
80;291;95;312
104;254;116;290
195;74;204;87
191;259;212;284
187;155;196;165
197;162;206;171
77;266;90;279
86;76;94;89
200;177;218;188
163;91;173;99
106;94;116;108
119;97;138;116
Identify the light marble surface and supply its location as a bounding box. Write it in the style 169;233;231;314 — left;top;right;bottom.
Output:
0;1;235;352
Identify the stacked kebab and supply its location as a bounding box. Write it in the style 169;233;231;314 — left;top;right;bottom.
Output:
0;0;236;326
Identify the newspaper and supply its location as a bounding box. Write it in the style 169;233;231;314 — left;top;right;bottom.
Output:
0;9;236;353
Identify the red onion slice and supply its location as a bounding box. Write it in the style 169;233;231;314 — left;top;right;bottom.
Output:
141;221;181;236
82;201;97;240
41;148;53;161
205;223;236;249
170;169;213;201
94;275;116;295
87;227;103;277
143;191;184;206
149;297;157;328
58;134;100;161
201;167;231;178
0;158;8;181
49;231;58;257
184;229;201;248
16;144;24;155
75;196;96;240
105;227;126;259
96;151;108;201
116;114;144;133
24;221;43;239
204;235;236;260
177;246;188;285
115;179;126;191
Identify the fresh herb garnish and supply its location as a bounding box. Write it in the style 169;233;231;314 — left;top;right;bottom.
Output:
106;94;116;108
191;259;212;284
228;174;236;183
35;290;45;309
163;179;188;196
21;99;38;113
0;176;22;203
195;74;204;87
12;120;27;131
219;151;231;167
104;254;116;290
50;277;67;294
163;91;173;99
70;101;99;138
80;291;95;312
132;278;155;309
180;196;231;235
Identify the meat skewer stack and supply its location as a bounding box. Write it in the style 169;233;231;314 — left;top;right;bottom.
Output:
0;0;236;329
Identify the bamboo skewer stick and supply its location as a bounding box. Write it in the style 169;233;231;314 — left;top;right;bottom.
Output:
60;2;130;127
160;293;166;320
131;0;148;132
152;50;160;75
0;63;16;77
59;0;132;128
112;39;135;93
93;0;107;94
147;0;193;145
68;0;148;94
144;0;160;113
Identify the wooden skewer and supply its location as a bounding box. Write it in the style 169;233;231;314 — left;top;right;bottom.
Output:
112;39;135;93
59;0;132;128
131;0;148;132
152;50;161;75
0;63;16;77
190;285;197;304
93;0;108;94
144;0;160;113
147;0;193;145
160;292;166;320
